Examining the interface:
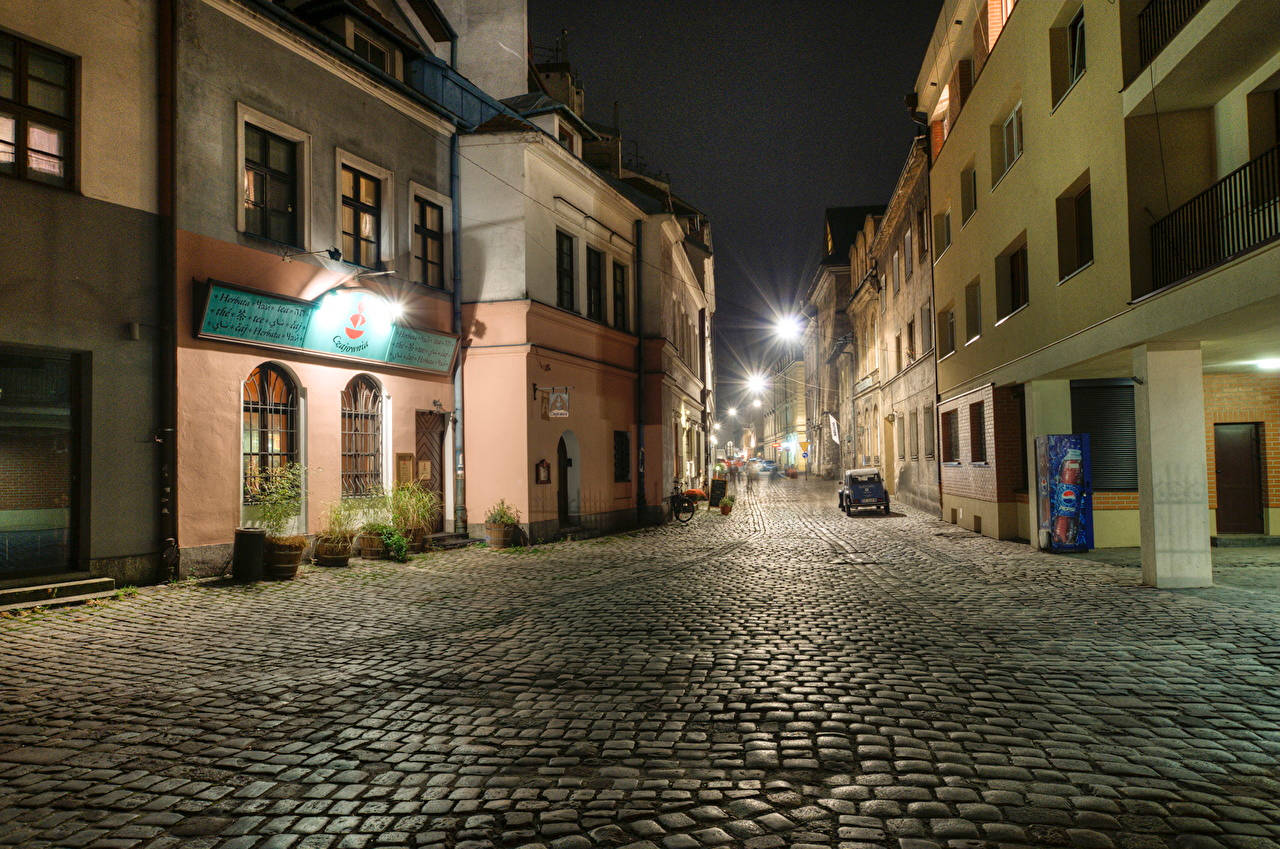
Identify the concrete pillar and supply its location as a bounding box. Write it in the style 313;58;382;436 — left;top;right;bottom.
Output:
1024;379;1072;548
1132;343;1213;588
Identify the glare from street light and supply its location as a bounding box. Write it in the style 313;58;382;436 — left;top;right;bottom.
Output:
776;315;803;341
727;407;737;417
752;398;762;408
746;373;766;394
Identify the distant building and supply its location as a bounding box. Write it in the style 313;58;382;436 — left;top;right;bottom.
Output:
846;212;884;475
916;0;1280;585
761;352;806;471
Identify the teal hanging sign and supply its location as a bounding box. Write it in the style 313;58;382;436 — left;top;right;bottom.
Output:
198;281;457;374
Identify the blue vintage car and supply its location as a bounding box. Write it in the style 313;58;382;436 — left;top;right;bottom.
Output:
838;467;890;515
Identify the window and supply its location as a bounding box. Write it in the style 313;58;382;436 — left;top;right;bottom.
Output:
942;410;960;462
895;333;902;374
353;30;388;73
961;164;978;223
586;248;605;321
613;262;629;330
879;277;886;313
969;402;987;463
556;230;575;311
921;302;933;352
904;229;913;278
892;250;901;293
997;239;1029;319
341;164;381;268
965;280;982;342
924;403;935;458
998;104;1024;179
897;415;906;460
411;196;444;288
1068;9;1086;86
933;209;952;255
242;124;298;246
242;364;298;504
916;208;928;262
906;320;915;362
909;410;919;459
938;307;956;357
613;430;631;482
341;375;383;497
1057;179;1093;279
0;33;74;187
1071;381;1137;490
558;123;578;155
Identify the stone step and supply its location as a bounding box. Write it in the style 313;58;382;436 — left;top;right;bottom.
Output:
1212;535;1280;547
0;576;117;613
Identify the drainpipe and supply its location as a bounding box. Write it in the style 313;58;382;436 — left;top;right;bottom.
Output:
451;132;467;535
157;0;179;580
634;218;646;522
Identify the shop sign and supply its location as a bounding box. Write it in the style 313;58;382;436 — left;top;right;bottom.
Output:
198;282;457;374
548;389;570;418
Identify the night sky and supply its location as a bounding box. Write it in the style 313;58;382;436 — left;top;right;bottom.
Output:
526;0;943;404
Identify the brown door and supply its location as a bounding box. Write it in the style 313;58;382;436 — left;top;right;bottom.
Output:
1214;423;1263;534
415;411;446;533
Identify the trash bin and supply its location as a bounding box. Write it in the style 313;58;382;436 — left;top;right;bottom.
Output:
232;527;266;583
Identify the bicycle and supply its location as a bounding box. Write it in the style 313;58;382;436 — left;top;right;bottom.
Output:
669;478;696;524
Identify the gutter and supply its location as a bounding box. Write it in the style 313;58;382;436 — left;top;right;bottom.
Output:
451;132;467;534
634;218;646;519
157;0;179;579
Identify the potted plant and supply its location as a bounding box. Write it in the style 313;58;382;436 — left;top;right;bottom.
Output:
357;521;391;559
349;492;390;557
314;501;357;567
391;483;442;552
720;494;736;516
257;463;307;580
380;526;410;562
484;499;520;549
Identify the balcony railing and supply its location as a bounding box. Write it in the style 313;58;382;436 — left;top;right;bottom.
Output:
1149;144;1280;294
1137;0;1209;67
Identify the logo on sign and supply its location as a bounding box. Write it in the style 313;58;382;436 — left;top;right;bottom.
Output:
345;298;368;339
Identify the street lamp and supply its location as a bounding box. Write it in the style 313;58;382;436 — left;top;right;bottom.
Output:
746;373;767;394
726;407;737;417
775;315;804;341
752;398;762;408
712;422;720;431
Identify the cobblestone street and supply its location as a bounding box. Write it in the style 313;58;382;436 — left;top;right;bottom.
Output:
1;480;1278;849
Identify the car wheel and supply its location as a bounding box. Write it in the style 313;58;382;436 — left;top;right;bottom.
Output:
882;502;891;515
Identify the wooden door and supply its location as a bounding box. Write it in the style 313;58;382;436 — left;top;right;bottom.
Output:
415;411;446;533
1214;423;1263;534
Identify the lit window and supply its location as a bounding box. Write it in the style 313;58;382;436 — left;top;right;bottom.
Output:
244;124;298;246
0;33;73;187
242;364;298;504
341;164;381;268
341;375;383;497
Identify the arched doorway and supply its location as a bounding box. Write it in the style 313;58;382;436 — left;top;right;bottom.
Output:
556;430;580;528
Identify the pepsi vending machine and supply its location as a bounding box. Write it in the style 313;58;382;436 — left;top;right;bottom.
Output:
1035;433;1093;552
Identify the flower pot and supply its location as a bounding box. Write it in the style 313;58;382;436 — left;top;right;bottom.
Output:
264;538;307;580
484;522;513;549
356;532;385;559
720;504;732;515
407;527;427;553
313;540;352;567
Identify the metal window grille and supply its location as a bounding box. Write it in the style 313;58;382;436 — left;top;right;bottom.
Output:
0;33;74;187
341;375;383;497
244;124;298;246
341;164;381;268
412;196;444;288
556;230;575;310
242;364;298;503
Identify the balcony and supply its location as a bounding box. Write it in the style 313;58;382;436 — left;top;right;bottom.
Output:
1137;0;1209;68
1148;144;1280;294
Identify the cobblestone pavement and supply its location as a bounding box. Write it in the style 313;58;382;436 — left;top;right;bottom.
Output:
1;479;1278;849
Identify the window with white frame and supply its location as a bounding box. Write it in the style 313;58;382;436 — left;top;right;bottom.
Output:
336;152;391;270
238;105;310;248
998;104;1024;180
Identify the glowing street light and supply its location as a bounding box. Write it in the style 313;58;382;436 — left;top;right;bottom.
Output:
712;422;720;431
746;373;767;394
775;315;804;341
752;398;762;408
726;407;737;417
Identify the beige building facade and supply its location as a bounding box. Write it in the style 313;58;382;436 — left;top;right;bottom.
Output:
917;0;1280;586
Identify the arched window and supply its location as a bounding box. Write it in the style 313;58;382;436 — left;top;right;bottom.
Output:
243;363;298;503
341;374;383;496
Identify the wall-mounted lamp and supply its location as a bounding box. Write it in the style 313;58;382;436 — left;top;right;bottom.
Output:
280;245;342;263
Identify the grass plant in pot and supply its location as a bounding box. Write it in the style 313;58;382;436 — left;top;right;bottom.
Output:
391;483;442;552
720;494;736;516
484;499;520;549
257;463;307;580
314;501;358;567
350;492;390;558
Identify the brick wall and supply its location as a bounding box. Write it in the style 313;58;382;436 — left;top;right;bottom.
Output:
1203;372;1280;509
992;386;1024;502
939;385;997;502
1094;491;1139;510
0;428;71;510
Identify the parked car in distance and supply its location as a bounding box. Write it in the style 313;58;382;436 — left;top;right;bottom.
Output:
759;460;777;474
838;467;889;515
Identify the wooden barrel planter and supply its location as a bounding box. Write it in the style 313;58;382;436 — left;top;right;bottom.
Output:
264;537;307;580
355;532;385;559
484;522;513;549
313;541;352;567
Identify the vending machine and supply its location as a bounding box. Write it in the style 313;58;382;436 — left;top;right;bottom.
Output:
1035;433;1093;552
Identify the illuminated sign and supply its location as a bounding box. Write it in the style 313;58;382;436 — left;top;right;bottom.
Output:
198;282;457;374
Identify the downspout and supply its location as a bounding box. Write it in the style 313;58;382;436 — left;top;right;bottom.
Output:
157;0;179;580
634;218;646;522
451;132;467;535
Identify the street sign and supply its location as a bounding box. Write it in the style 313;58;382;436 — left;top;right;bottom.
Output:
800;441;810;452
802;452;808;458
772;442;781;449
